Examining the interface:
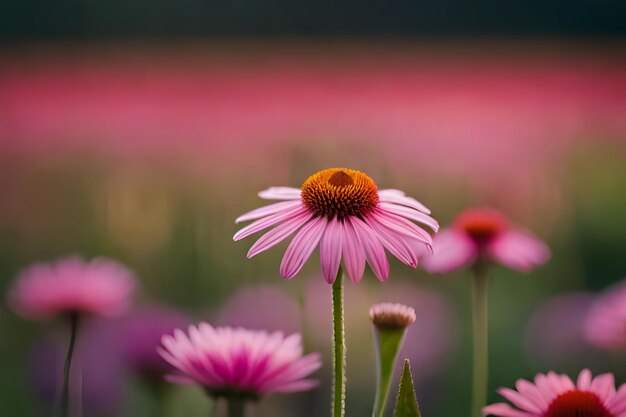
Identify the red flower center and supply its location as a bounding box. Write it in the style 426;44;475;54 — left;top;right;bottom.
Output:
301;168;379;219
453;208;508;243
544;390;614;417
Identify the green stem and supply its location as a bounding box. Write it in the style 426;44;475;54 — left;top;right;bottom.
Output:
372;328;407;417
207;396;217;417
332;268;346;417
471;266;489;417
55;312;80;417
147;381;170;417
226;396;245;417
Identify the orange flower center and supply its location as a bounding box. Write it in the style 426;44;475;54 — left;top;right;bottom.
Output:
544;391;613;417
300;168;379;219
453;208;508;243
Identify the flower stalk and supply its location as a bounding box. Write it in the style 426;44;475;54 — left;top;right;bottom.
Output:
370;303;416;417
226;396;245;417
372;327;407;417
55;312;80;417
471;264;489;417
332;268;346;417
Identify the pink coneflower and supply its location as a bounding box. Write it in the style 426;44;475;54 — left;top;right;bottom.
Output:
421;208;550;274
234;168;438;283
158;323;321;399
7;256;135;417
234;168;436;417
585;279;626;351
420;209;549;417
483;369;626;417
7;256;135;320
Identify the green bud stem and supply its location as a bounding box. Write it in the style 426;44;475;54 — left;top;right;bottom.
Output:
372;327;408;417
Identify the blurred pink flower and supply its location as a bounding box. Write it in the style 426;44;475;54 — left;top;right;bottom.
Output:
2;52;625;187
216;286;302;334
119;307;190;380
158;323;321;397
421;208;549;273
7;256;135;320
585;279;626;351
234;168;438;283
483;369;626;417
524;293;597;367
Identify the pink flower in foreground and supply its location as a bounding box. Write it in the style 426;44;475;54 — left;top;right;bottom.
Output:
484;369;626;417
585;279;626;351
158;323;321;397
7;256;135;320
234;168;438;283
421;208;550;274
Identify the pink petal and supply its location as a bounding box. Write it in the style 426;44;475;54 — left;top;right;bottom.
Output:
420;229;477;273
378;202;439;232
261;354;322;390
610;401;626;417
247;211;313;258
157;346;183;368
533;374;560;401
280;217;327;279
482;403;534;417
515;379;549;410
271;379;320;393
236;200;303;223
606;383;626;414
558;374;575;392
258;187;302;200
320;217;343;284
350;217;390;281
341;218;366;283
378;189;431;214
365;212;417;268
577;369;593;391
545;372;569;396
488;229;550;272
233;204;307;241
497;388;543;413
590;373;615;403
373;208;434;246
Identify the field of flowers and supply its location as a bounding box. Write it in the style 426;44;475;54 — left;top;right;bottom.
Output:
1;41;625;417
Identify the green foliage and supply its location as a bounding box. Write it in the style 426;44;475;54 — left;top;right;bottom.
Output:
393;360;421;417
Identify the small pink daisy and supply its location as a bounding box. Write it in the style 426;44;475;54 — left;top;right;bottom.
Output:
483;369;626;417
585;279;626;351
421;208;550;274
7;256;135;320
234;168;438;283
158;323;321;397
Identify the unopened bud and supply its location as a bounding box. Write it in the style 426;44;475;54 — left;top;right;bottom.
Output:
369;303;416;329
